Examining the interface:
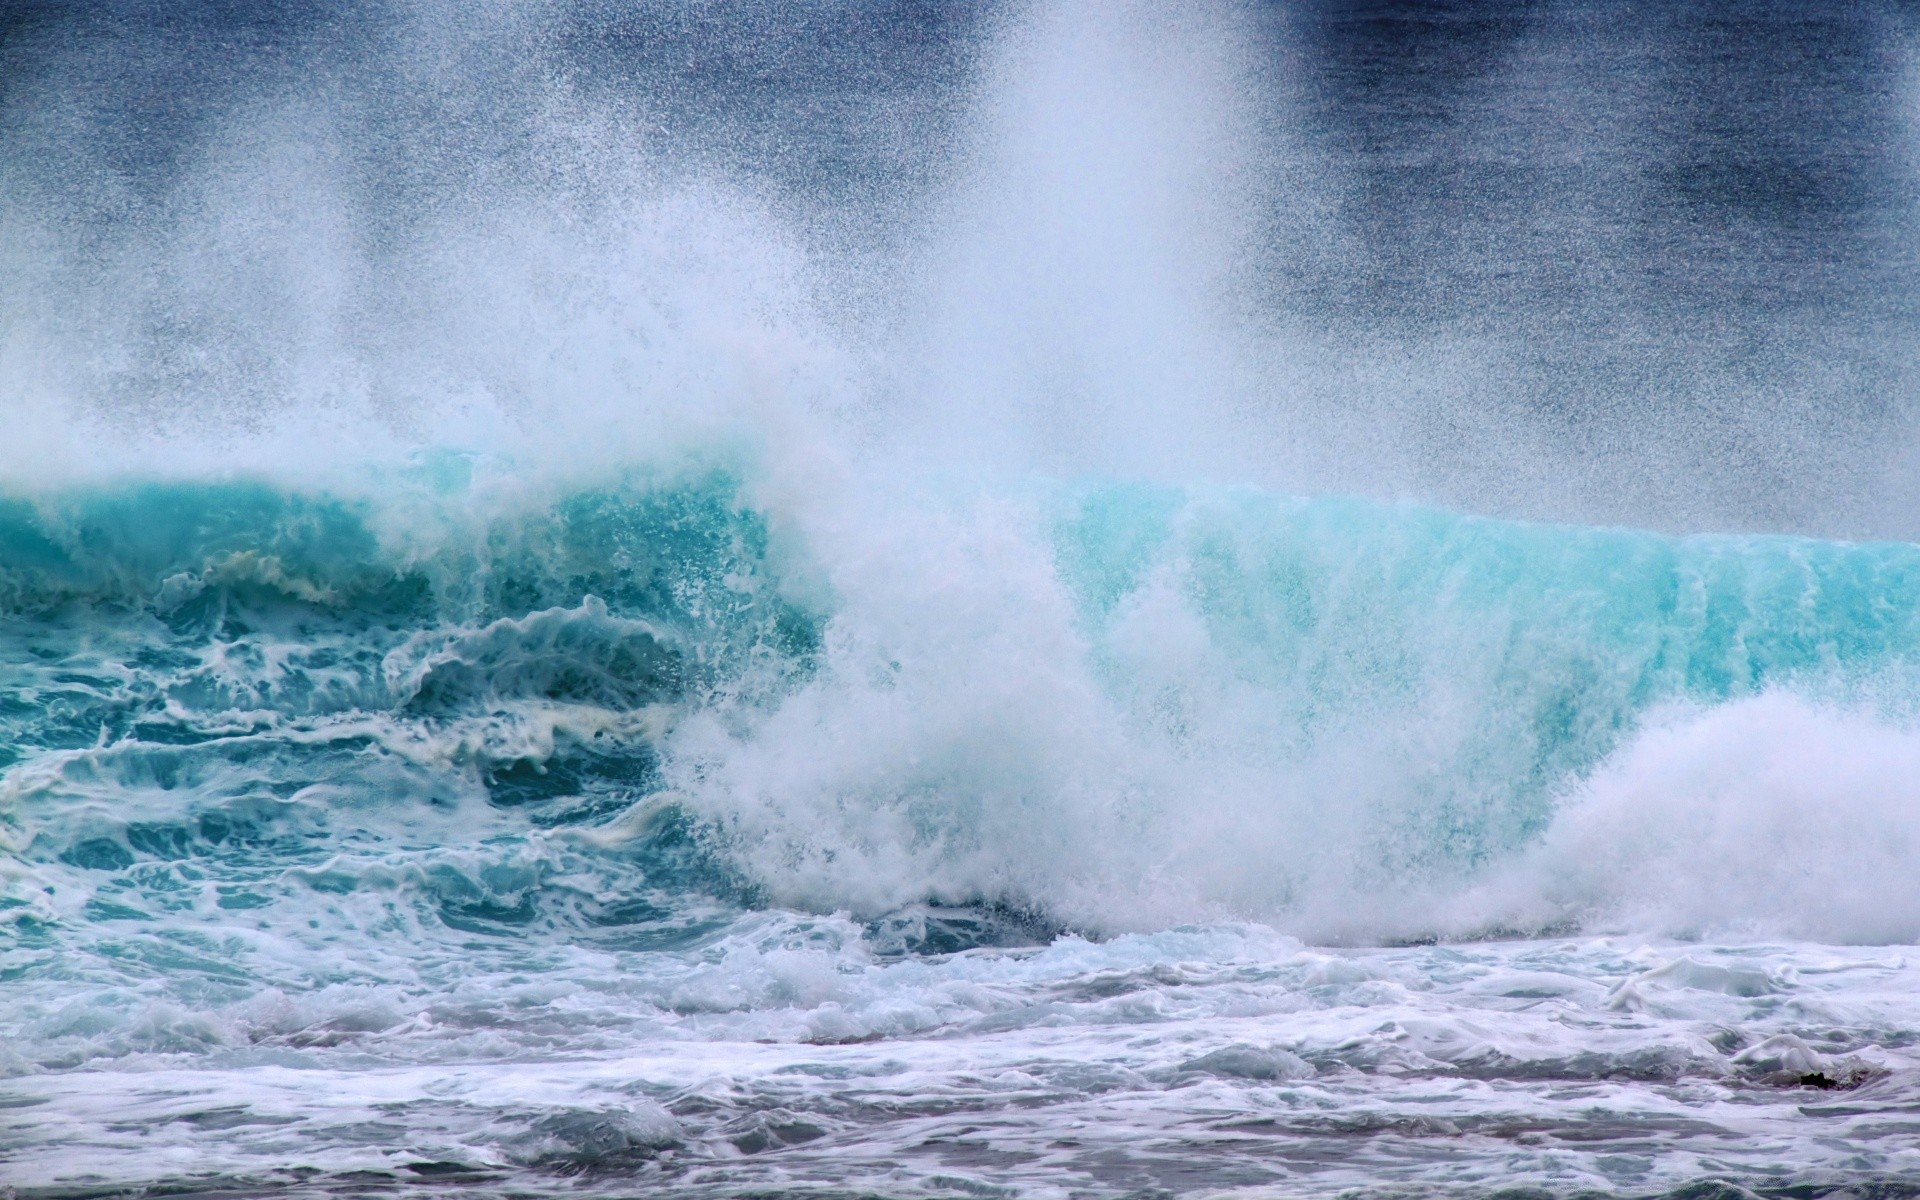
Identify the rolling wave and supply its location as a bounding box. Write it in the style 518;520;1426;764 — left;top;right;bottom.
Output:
5;465;1918;951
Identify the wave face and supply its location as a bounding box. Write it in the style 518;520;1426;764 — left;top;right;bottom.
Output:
8;469;1920;961
12;466;1920;1198
0;470;807;956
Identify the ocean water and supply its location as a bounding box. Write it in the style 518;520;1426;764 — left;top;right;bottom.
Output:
10;2;1920;1197
10;472;1920;1198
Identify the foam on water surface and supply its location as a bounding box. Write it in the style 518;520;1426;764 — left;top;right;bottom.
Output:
10;924;1920;1198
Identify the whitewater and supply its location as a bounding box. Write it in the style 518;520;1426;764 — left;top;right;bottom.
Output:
8;1;1920;1197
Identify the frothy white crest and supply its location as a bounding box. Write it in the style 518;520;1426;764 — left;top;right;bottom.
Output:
682;608;1920;943
1459;693;1920;944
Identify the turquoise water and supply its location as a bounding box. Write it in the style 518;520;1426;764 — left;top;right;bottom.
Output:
9;466;1920;1195
8;471;1920;952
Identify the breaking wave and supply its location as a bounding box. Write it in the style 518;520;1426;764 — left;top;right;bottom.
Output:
6;465;1920;949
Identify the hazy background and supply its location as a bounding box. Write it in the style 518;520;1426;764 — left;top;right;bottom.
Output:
5;0;1920;537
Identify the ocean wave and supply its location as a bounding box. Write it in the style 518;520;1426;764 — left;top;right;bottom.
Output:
3;467;1919;949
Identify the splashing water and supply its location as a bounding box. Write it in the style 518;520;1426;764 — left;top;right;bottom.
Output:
9;2;1920;1197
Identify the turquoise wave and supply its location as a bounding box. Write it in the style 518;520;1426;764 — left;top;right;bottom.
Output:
0;471;819;724
2;469;1918;956
0;472;820;982
1056;484;1920;870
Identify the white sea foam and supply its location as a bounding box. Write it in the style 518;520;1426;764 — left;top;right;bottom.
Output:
9;921;1920;1196
1460;694;1920;943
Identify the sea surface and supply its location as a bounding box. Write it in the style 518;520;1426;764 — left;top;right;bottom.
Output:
8;3;1920;1197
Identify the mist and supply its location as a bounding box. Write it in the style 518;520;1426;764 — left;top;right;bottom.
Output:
5;1;1920;536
